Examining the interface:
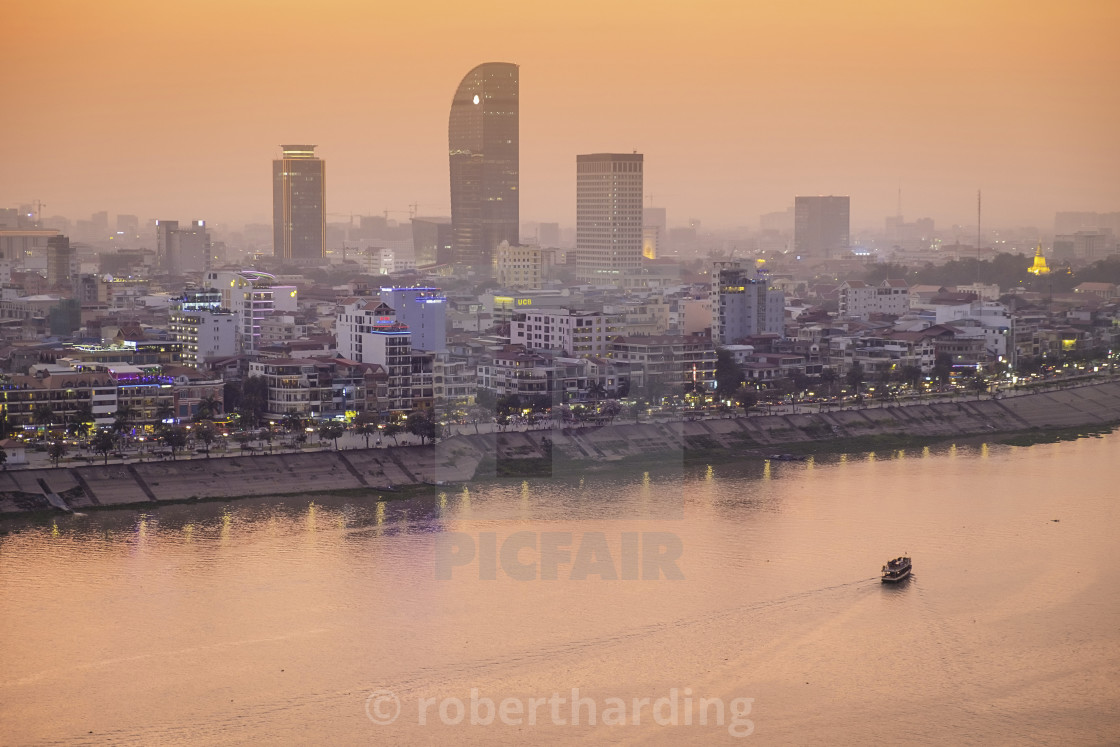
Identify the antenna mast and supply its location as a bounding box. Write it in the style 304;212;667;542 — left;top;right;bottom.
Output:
977;189;982;283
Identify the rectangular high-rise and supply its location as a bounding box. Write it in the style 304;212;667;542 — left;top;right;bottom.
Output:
575;153;644;287
273;144;325;261
794;196;850;258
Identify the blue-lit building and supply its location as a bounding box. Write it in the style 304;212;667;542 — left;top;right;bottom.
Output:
379;287;447;353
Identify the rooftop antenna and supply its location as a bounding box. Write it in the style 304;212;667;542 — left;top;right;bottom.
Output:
977;189;982;283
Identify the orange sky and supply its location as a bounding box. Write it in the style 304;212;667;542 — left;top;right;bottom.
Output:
3;0;1118;232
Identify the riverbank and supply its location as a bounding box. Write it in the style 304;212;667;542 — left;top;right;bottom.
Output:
4;380;1120;515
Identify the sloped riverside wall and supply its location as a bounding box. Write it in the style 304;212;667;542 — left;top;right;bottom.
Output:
4;381;1120;514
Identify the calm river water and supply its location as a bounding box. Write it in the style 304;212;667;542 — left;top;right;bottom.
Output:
2;435;1119;745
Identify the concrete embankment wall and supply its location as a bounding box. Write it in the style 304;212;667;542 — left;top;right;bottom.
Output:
4;381;1120;514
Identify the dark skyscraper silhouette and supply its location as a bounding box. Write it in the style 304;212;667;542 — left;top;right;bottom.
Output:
273;144;325;261
448;62;519;273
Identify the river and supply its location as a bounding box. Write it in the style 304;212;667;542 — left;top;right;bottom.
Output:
2;434;1118;744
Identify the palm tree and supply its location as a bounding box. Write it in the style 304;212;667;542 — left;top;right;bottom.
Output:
69;402;95;438
154;402;176;430
195;395;222;422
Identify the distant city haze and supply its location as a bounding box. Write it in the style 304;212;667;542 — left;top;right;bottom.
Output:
3;0;1118;230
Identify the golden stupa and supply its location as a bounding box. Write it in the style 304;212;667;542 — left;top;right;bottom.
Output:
1027;244;1050;276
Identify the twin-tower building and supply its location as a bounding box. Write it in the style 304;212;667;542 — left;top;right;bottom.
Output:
273;62;642;285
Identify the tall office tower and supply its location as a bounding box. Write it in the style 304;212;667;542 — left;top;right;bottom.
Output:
273;144;325;261
575;153;644;287
46;235;76;289
156;219;210;275
710;261;785;345
794;196;850;258
448;62;519;274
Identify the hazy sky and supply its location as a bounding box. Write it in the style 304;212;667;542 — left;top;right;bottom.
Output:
3;0;1118;231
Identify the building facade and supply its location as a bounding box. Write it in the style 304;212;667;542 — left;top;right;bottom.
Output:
156;219;210;275
575;153;644;286
448;62;519;273
794;196;850;258
510;309;622;358
273;144;325;261
711;261;786;345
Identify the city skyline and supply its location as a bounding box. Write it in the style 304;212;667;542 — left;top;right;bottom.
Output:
2;1;1119;231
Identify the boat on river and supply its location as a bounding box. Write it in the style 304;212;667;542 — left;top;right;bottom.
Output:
881;556;912;583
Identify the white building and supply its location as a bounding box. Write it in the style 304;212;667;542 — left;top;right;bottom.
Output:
169;309;237;367
837;279;910;319
575;153;644;287
203;270;277;353
494;240;548;289
510;309;622;357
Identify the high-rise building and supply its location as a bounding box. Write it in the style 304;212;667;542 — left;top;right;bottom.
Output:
794;196;850;258
711;261;785;345
448;62;519;273
575;153;644;286
156;219;210;275
273;144;325;261
46;235;76;290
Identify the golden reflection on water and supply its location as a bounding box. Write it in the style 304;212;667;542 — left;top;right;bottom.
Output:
762;461;771;480
306;502;317;533
183;523;193;542
923;446;931;458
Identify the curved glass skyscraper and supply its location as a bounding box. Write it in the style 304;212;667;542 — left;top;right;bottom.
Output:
448;62;519;274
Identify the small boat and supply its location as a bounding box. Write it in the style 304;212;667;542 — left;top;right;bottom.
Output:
881;556;912;583
767;453;807;462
